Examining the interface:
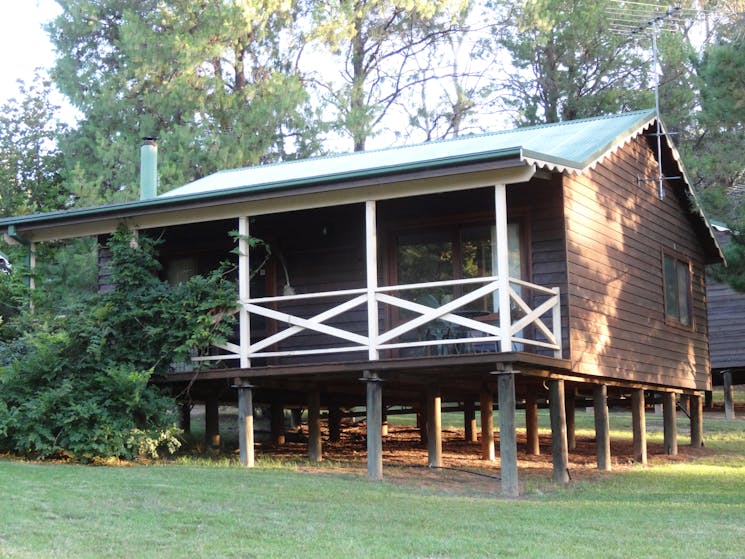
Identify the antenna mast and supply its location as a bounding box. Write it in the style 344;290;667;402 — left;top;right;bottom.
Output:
609;2;683;199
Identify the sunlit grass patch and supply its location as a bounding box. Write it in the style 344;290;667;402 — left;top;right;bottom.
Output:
2;408;745;559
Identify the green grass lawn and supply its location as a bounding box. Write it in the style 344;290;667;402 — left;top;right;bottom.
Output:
2;413;745;559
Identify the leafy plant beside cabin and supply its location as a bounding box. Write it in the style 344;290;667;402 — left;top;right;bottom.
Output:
0;228;238;461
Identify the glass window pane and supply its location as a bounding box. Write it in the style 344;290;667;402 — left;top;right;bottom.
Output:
397;231;453;285
677;261;690;325
167;257;197;285
460;223;522;313
507;222;522;280
663;254;691;326
663;255;679;321
461;226;492;279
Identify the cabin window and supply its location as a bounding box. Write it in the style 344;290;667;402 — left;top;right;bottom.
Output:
395;222;523;312
663;253;691;326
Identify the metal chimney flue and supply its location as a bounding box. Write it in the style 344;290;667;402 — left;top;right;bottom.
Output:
140;137;158;200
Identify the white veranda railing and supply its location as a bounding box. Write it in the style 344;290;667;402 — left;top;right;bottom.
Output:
193;276;562;364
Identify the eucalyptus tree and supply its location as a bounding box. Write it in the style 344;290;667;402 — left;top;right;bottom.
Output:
394;1;503;143
48;0;320;202
305;0;471;151
690;17;745;292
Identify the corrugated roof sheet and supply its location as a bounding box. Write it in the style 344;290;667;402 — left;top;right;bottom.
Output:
162;109;658;198
4;108;722;265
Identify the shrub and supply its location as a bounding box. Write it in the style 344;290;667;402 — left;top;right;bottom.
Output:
0;228;237;461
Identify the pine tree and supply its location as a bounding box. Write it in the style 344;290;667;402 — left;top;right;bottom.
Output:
48;0;321;203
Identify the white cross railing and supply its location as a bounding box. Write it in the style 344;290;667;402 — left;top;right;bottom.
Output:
192;276;562;365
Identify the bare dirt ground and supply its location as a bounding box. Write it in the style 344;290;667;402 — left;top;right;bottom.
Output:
247;421;716;495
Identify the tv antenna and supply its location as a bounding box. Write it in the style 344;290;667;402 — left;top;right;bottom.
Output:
609;1;687;199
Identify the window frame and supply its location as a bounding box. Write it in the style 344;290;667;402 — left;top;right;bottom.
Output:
386;213;530;288
662;250;693;328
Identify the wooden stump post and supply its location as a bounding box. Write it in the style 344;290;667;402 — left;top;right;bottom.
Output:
565;388;576;452
690;394;703;448
723;371;736;420
417;404;426;446
525;392;540;456
464;400;477;443
308;390;322;462
236;383;255;467
631;388;647;465
480;389;495;462
426;384;442;468
498;372;519;497
328;405;342;443
364;372;383;480
205;394;220;449
593;384;611;471
270;397;286;446
662;392;678;456
180;402;191;434
290;408;302;429
548;379;569;483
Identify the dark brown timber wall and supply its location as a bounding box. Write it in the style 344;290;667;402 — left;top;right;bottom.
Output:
563;136;710;391
707;229;745;373
509;177;569;358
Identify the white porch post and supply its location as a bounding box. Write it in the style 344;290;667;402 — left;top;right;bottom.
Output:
238;216;251;368
29;242;36;291
28;242;36;312
494;184;512;352
365;200;379;360
552;287;562;358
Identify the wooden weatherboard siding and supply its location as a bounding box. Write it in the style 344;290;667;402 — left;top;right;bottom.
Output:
708;280;745;370
563;136;710;391
708;230;745;372
510;176;569;358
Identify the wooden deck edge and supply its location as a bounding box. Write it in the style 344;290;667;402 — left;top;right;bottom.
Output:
155;352;703;394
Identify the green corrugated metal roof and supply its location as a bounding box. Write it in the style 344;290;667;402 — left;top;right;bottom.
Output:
163;109;657;198
0;109;658;230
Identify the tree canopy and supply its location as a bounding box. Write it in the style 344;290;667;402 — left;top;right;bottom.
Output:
486;0;654;125
304;0;470;150
48;0;320;200
0;75;68;216
0;0;744;284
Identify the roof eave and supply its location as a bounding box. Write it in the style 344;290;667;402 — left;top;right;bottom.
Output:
0;148;524;238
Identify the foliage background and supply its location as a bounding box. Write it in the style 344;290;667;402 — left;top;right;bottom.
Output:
1;0;745;458
0;229;237;460
0;0;741;221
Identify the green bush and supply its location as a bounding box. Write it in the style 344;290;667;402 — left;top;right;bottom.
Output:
0;245;29;331
0;228;237;461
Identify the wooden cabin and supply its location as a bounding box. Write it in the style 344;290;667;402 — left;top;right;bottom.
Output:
0;109;723;495
707;224;744;418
